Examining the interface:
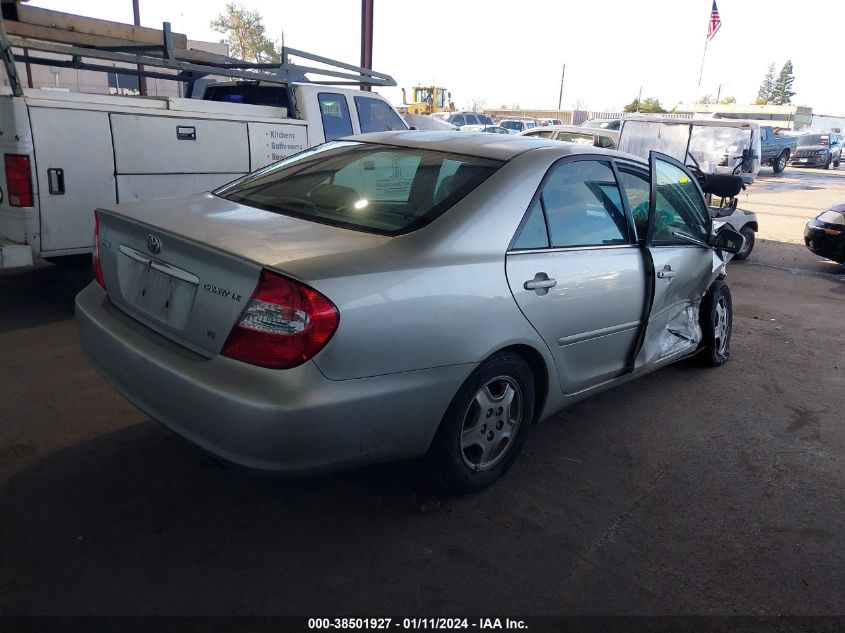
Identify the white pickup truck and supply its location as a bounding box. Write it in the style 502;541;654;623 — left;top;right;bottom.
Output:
0;13;405;268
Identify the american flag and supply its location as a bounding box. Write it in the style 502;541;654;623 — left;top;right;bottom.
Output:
707;1;722;40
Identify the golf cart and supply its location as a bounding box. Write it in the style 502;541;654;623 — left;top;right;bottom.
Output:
618;116;760;259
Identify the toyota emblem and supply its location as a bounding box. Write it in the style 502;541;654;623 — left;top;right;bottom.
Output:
146;234;162;254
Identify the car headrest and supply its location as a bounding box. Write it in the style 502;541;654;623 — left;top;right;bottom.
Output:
309;183;360;211
702;174;745;199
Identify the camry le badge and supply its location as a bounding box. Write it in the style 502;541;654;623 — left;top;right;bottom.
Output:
146;234;162;254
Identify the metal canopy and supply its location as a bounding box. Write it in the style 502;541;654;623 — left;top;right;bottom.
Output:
0;16;396;98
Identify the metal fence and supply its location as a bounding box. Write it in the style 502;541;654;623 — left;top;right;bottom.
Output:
482;109;693;124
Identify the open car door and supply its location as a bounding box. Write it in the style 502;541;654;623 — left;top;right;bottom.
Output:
634;151;724;369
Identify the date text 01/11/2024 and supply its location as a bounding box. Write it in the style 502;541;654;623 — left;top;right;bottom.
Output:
307;618;528;630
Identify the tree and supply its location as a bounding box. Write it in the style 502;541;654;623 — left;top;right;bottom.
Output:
697;94;714;104
757;63;776;103
719;96;736;104
210;3;280;62
623;96;665;113
771;60;796;105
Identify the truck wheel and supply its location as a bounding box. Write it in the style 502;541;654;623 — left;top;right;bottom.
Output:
697;281;732;367
773;152;788;174
732;227;755;260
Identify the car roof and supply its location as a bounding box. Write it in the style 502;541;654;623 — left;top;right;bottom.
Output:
348;131;643;162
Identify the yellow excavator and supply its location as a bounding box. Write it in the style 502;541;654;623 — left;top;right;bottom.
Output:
400;85;455;115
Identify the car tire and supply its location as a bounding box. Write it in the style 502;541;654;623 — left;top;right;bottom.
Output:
835;155;841;168
773;152;788;174
732;226;756;260
425;352;535;493
825;154;832;170
697;281;732;367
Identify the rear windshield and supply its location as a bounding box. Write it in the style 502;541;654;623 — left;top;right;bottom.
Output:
798;134;829;146
215;142;502;236
501;121;521;130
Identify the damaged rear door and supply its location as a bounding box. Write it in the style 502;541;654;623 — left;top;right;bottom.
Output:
637;152;717;367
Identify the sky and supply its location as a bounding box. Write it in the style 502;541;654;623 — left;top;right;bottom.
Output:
29;0;845;115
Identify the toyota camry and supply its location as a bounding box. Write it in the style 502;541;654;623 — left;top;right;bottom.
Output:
76;132;744;492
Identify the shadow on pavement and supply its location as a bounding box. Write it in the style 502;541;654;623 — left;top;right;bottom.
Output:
0;258;93;333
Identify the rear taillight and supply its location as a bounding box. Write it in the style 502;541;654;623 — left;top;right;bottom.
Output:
221;269;339;369
93;210;106;289
4;154;33;207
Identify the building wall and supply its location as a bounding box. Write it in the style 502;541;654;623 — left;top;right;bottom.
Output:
809;114;845;133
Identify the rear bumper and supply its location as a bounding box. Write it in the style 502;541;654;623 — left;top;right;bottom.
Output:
75;283;472;473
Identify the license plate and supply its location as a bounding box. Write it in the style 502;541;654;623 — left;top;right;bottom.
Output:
799;158;808;163
119;255;197;329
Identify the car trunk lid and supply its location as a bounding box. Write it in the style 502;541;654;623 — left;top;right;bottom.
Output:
96;192;389;356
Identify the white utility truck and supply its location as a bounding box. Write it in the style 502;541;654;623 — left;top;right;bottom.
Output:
0;7;405;268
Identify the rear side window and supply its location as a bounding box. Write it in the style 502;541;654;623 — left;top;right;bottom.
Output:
215;142;501;236
511;199;549;250
354;97;406;133
318;93;353;141
540;160;629;247
617;168;650;239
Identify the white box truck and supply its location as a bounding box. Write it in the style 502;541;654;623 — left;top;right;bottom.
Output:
0;9;406;268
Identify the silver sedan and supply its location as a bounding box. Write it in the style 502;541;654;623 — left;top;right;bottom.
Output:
76;131;744;492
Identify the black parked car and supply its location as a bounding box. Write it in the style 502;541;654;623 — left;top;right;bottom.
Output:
791;132;843;169
804;203;845;263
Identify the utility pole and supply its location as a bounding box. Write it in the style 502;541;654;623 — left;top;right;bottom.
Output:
636;85;642;111
133;0;147;95
360;0;374;91
557;63;565;110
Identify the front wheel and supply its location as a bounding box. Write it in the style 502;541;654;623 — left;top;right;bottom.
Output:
732;226;756;260
697;281;732;367
825;154;832;170
773;152;788;174
425;352;535;493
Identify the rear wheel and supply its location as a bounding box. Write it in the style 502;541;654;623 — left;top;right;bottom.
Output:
773;152;788;174
425;352;534;493
697;281;732;367
732;226;756;260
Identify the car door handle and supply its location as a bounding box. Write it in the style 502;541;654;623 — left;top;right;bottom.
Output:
524;272;557;295
657;265;677;279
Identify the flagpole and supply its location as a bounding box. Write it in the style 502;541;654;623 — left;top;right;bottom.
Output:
695;35;708;104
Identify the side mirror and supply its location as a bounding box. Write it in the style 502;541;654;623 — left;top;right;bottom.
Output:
712;225;745;254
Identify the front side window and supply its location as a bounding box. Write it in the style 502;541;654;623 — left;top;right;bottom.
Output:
651;159;710;245
354;97;406;133
540;160;629;248
451;114;466;126
215;142;501;236
318;93;353;141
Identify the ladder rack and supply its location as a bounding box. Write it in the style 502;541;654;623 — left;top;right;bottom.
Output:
0;5;396;98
